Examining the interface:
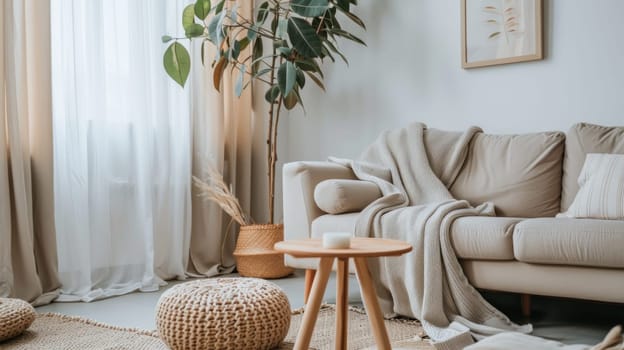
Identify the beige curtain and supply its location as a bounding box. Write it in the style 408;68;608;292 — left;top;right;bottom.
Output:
187;0;256;276
0;0;60;304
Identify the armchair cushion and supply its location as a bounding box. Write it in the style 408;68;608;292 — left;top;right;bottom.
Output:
314;179;382;214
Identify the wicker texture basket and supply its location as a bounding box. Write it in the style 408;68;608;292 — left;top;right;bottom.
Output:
156;278;291;350
0;298;36;341
233;224;293;278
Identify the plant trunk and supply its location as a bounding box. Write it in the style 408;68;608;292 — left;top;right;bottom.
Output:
267;108;275;224
267;98;282;225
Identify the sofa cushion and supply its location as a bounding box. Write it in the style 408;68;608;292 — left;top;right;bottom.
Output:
450;132;565;217
451;216;521;260
513;218;624;268
561;123;624;211
314;179;381;214
313;214;519;261
560;154;624;219
311;213;360;237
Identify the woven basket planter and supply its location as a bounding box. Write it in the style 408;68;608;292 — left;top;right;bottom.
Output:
156;278;291;350
233;224;293;279
0;298;36;342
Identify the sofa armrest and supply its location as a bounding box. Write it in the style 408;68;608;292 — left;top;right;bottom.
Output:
282;161;356;242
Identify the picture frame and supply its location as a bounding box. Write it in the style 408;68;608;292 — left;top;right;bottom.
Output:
461;0;543;68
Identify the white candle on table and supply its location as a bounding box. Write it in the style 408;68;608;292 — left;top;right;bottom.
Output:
322;232;351;249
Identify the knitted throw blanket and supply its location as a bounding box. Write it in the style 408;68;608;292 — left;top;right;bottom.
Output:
331;123;531;349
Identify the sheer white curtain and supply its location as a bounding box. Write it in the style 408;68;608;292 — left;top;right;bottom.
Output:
51;0;192;301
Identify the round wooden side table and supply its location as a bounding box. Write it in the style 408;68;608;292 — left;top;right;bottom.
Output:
274;237;412;350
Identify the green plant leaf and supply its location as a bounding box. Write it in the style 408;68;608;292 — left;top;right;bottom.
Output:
214;0;225;14
208;10;226;48
182;4;195;30
256;2;270;23
327;7;341;30
271;17;278;33
231;40;241;60
323;39;348;64
265;85;280;103
235;64;245;97
230;3;239;23
303;70;325;91
290;0;329;17
329;28;366;46
161;35;173;43
185;23;205;38
277;61;296;97
252;37;264;74
247;24;259;41
238;37;250;51
293;87;305;112
295;59;323;78
213;56;227;91
253;67;272;79
283;90;298;110
335;6;366;29
295;68;305;88
194;0;211;20
200;40;206;65
276;18;288;39
273;39;288;49
321;45;335;62
336;0;350;11
287;17;322;58
163;42;191;87
277;46;293;57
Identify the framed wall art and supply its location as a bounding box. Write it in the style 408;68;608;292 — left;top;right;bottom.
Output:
461;0;543;68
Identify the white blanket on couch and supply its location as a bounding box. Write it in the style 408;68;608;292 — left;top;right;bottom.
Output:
331;122;532;349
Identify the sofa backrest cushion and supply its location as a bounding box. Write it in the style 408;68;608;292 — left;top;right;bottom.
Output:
449;132;565;217
561;123;624;212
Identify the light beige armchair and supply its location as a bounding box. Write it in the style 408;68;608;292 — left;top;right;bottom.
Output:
282;161;360;301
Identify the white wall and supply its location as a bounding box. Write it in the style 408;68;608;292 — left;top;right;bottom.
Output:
284;0;624;163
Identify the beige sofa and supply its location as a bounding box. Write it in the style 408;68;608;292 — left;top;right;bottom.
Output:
282;123;624;307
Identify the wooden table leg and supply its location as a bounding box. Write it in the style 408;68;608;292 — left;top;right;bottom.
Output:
304;269;316;304
294;257;334;350
335;258;349;350
354;257;391;350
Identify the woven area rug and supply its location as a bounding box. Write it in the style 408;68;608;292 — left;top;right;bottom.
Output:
0;305;432;350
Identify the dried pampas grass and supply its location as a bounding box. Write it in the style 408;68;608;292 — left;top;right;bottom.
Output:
193;166;252;226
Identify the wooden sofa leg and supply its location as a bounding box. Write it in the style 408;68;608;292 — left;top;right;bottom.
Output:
304;269;316;304
521;294;531;318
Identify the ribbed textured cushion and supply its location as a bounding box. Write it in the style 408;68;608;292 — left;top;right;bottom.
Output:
513;218;624;268
314;179;381;214
561;123;624;211
450;216;522;260
450;132;565;217
560;154;624;219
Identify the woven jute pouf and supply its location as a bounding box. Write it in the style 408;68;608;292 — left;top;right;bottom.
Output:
0;297;36;342
156;278;291;350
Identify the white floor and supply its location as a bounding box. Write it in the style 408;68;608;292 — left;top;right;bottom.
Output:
36;270;361;330
37;269;621;347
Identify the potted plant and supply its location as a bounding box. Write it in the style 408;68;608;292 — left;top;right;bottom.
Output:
163;0;366;278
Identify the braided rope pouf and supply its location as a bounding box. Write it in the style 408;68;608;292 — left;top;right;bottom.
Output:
156;278;291;350
0;298;36;342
